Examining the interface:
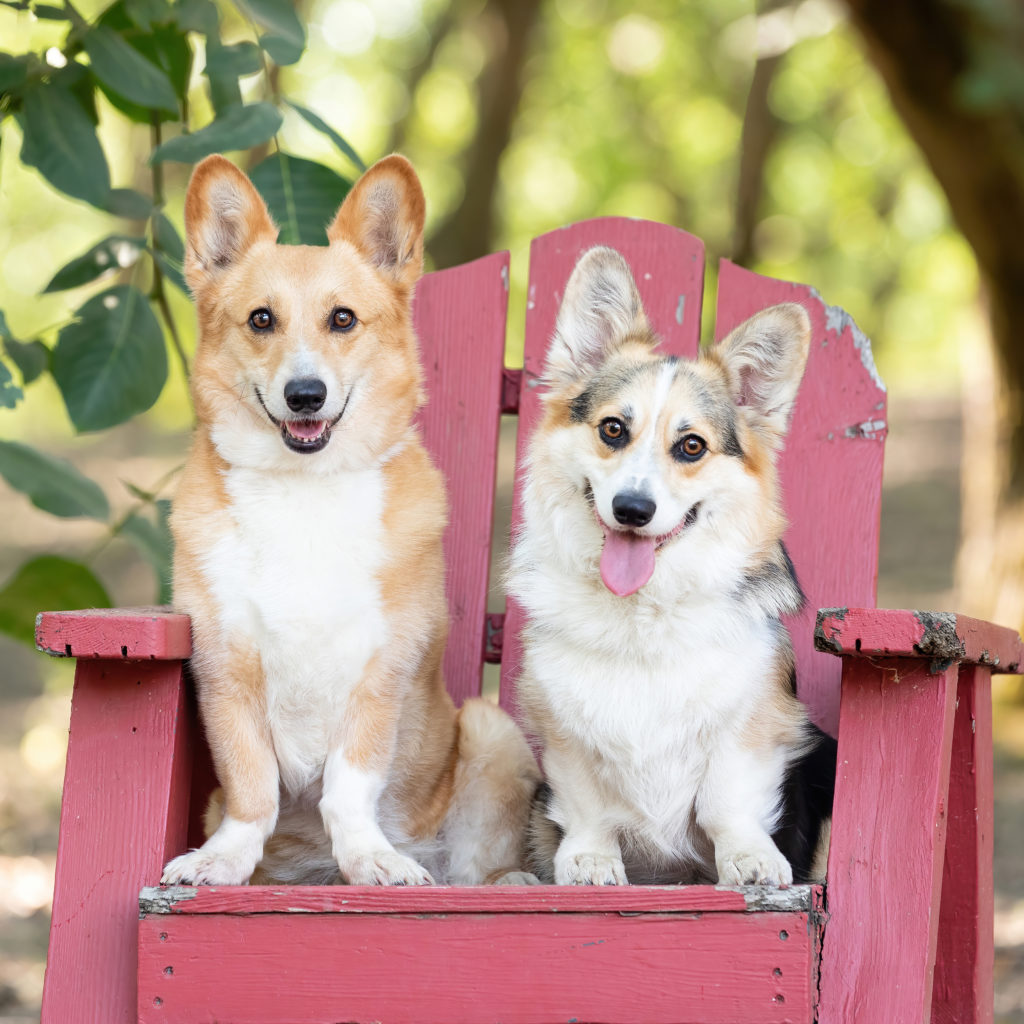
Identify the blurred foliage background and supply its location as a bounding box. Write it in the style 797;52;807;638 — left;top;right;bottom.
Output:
2;0;1024;1019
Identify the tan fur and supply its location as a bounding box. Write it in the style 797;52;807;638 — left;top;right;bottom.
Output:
164;154;538;888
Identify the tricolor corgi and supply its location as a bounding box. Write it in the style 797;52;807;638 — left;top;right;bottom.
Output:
162;154;538;887
509;246;835;886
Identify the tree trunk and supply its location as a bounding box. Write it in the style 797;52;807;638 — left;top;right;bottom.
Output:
427;0;544;269
843;0;1024;629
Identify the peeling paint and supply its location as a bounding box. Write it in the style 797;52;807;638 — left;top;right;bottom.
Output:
809;286;886;392
715;885;814;912
139;885;198;917
843;419;887;440
500;264;509;292
913;611;965;674
813;607;848;655
675;294;686;325
527;283;536;311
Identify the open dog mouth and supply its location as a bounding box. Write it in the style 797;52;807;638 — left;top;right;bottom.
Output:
584;484;700;597
255;388;350;455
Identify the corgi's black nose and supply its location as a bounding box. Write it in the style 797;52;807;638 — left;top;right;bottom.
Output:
284;378;327;412
612;492;656;527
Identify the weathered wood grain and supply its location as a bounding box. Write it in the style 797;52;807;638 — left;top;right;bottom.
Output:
818;657;958;1024
931;664;995;1024
138;909;814;1024
35;606;192;660
414;252;510;703
816;607;1024;672
138;882;819;916
501;217;706;711
715;261;887;737
41;659;194;1024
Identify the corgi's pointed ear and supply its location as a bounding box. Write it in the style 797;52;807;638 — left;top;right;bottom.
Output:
184;155;277;290
327;155;425;287
715;303;811;437
546;246;650;386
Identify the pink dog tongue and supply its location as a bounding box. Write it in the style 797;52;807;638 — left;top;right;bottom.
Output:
600;528;657;596
287;420;325;440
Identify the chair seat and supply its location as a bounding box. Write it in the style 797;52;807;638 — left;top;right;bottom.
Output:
137;884;822;1023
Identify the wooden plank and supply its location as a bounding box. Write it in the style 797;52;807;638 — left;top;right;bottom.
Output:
138;910;814;1023
817;657;958;1024
139;883;820;917
715;262;887;737
501;218;706;711
816;607;1023;672
35;606;192;661
41;659;194;1024
931;664;995;1024
414;252;510;704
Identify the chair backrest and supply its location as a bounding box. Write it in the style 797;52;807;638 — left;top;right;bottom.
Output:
416;219;886;736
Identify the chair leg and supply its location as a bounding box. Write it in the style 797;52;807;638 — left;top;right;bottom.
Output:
817;658;958;1024
41;659;195;1024
930;664;995;1024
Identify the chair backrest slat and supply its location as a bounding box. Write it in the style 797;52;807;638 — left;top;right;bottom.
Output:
715;260;886;734
414;251;510;704
501;218;707;711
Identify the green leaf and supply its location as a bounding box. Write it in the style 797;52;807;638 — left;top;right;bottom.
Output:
31;4;69;20
0;52;32;95
0;361;23;409
44;235;146;293
203;34;243;112
0;440;110;518
233;0;304;49
0;311;49;384
84;24;178;113
258;32;302;66
4;339;49;383
121;507;173;603
175;0;218;34
16;81;110;208
93;1;193;123
124;0;172;31
0;556;111;646
151;102;282;163
250;153;351;245
154;249;187;293
206;40;262;79
52;285;168;432
285;100;366;171
106;187;153;220
152;211;185;262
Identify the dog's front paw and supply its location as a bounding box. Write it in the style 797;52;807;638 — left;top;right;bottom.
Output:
161;848;257;886
554;852;627;885
492;870;541;886
339;850;434;886
716;843;793;886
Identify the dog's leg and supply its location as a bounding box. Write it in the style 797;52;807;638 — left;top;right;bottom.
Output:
697;739;793;886
441;698;541;885
162;654;279;886
320;664;433;886
544;742;627;885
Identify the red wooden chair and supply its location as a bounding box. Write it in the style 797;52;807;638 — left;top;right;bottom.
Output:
35;219;1014;1023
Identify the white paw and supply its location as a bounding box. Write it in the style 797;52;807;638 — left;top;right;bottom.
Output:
716;843;793;886
555;852;627;885
493;870;541;886
161;847;257;886
339;850;434;886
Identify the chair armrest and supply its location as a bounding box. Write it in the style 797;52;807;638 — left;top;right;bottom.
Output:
814;607;1023;673
35;606;192;661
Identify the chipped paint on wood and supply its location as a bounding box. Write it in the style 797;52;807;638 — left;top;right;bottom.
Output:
814;287;886;393
139;886;199;917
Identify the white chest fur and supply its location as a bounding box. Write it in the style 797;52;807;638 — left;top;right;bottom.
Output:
202;464;390;793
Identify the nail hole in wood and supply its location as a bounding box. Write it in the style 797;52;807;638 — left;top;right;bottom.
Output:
153;997;162;1007
159;932;167;941
779;929;789;940
773;967;782;977
164;966;173;975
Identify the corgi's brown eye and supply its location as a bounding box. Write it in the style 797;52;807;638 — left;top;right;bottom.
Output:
331;307;357;332
599;418;628;448
674;434;707;462
249;309;272;331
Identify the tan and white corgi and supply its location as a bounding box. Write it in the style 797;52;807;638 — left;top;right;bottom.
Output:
509;246;835;886
161;154;538;887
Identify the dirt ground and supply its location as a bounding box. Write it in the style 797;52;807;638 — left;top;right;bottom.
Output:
0;393;1021;1021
